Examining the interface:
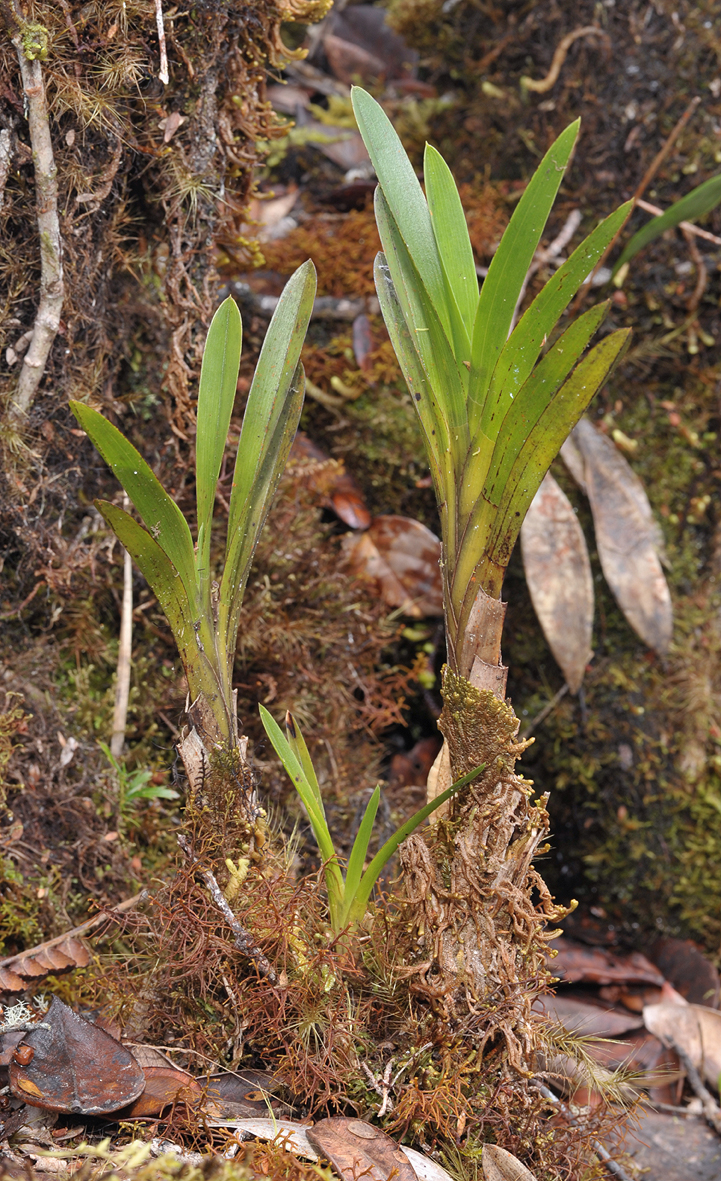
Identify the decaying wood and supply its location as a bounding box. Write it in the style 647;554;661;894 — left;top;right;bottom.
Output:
407;670;566;1069
6;27;64;430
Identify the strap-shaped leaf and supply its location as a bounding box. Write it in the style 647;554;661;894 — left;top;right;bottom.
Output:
614;174;721;274
95;500;199;680
424;143;478;336
285;711;324;812
351;87;451;341
469;120;580;436
221;363;305;656
374;254;446;484
375;188;469;446
488;328;632;567
343;786;380;914
483;301;609;507
196;297;242;580
71;402;197;604
483;201;631;438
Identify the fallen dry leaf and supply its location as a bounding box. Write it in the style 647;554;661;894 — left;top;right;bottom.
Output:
307;1117;417;1181
8;997;145;1115
649;937;720;1008
342;515;443;617
561;419;672;654
548;937;665;987
290;433;371;530
520;472;593;692
482;1144;536;1181
583;1028;680;1105
118;1066;202;1118
643;995;721;1090
535;992;644;1037
322;6;418;86
198;1068;286;1118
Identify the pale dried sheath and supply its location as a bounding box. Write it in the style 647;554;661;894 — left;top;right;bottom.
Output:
111;497;134;758
7;38;64;429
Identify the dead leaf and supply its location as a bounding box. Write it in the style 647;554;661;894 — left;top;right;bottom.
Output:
8;997;145;1115
649;938;720;1008
322;7;418;86
306;1117;417;1181
643;995;721;1089
561;419;672;654
198;1069;286;1118
342;515;443;617
548;937;665;987
117;1066;202;1118
352;313;373;372
534;992;644;1037
290;433;371;530
482;1144;536;1181
582;1028;680;1104
520;472;593;692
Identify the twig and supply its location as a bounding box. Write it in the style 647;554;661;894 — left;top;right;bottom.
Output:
680;226;707;317
155;0;170;85
360;1043;433;1118
532;1080;634;1181
0;129;12;213
520;27;606;94
111;497;133;759
177;834;277;983
7;25;64;430
521;683;569;739
635;198;721;247
662;1038;721;1137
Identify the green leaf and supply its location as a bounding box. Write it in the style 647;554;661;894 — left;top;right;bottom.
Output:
614;174;721;274
196;297;242;582
71;402;198;604
482;202;632;439
424;142;479;335
469;120;580;437
375;189;469;445
259;704;344;922
222;260;316;653
95;500;198;676
351;87;451;340
345;763;485;926
285;711;323;812
488;328;632;568
482;301;610;507
343;786;380;914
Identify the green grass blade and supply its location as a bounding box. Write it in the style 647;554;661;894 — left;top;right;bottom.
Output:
425;143;478;334
71;402;198;603
95;500;198;675
259;705;344;920
375;188;469;445
614;174;721;274
351;86;451;340
196;297;242;581
469;120;580;437
482;301;609;507
342;786;380;917
345;764;485;927
285;711;323;812
483;202;631;439
487;328;632;568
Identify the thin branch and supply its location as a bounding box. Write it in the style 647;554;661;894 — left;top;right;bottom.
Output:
532;1080;634;1181
635;197;721;247
177;835;277;983
155;0;170;85
520;26;606;94
661;1038;721;1137
6;34;64;430
111;497;133;759
0;128;12;213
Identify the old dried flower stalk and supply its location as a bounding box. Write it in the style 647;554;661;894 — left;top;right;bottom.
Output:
352;88;632;1064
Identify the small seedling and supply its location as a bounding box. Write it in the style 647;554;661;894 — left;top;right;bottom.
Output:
260;705;483;933
99;742;178;819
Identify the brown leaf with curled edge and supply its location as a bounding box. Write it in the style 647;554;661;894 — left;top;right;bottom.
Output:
482;1144;536;1181
649;938;720;1008
307;1116;418;1181
520;472;593;693
8;997;145;1115
290;432;371;530
197;1069;287;1118
342;515;443;617
548;936;665;987
116;1066;202;1118
643;995;721;1090
561;419;672;654
534;992;643;1037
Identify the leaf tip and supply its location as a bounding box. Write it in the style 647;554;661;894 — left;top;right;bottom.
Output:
285;710;297;739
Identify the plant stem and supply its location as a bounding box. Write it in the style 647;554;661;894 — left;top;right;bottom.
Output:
7;28;64;430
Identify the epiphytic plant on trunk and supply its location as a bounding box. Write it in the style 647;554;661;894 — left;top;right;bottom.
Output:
351;88;632;1065
71;262;316;814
